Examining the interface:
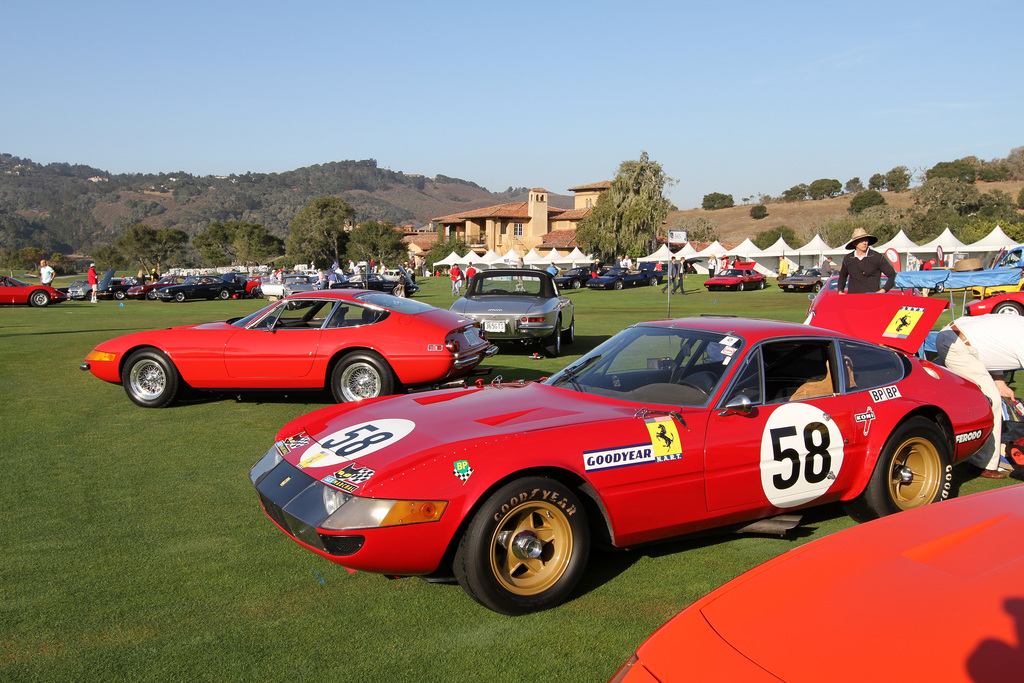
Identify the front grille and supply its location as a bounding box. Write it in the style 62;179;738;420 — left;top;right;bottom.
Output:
321;534;366;556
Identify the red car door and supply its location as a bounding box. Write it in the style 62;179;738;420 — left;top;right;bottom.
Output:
222;299;331;379
704;338;860;513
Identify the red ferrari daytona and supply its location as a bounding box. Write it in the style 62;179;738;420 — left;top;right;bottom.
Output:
250;296;993;614
81;290;496;407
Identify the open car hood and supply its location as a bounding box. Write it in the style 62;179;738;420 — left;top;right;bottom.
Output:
807;292;948;354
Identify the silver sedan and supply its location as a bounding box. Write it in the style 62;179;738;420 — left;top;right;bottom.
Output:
449;269;574;357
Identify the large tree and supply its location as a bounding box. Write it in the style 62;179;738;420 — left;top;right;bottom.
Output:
575;152;673;261
113;223;188;274
346;220;407;267
286;197;355;266
193;220;283;266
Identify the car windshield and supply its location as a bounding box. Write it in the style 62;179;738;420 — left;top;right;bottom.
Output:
602;269;627;276
355;292;434;314
544;324;742;407
472;273;548;297
719;269;744;277
793;269;820;277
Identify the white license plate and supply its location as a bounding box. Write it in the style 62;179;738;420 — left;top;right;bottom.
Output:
484;321;506;333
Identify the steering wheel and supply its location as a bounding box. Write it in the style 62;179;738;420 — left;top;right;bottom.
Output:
677;370;718;396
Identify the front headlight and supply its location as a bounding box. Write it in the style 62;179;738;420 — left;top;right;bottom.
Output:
321;497;447;531
249;445;283;485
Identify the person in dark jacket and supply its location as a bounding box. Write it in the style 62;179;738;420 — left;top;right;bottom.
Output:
836;227;896;294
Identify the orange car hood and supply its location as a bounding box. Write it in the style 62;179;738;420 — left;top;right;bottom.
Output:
670;485;1024;682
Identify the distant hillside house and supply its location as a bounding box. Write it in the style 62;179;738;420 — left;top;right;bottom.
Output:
432;181;609;253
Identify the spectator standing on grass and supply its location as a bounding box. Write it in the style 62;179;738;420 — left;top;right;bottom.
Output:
935;315;1024;479
778;257;789;283
837;228;896;294
450;264;462;296
708;254;717;278
87;263;99;303
662;256;684;295
39;260;55;287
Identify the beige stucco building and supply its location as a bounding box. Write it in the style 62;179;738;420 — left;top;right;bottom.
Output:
433;181;610;254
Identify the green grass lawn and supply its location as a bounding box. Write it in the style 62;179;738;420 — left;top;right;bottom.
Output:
0;275;1013;682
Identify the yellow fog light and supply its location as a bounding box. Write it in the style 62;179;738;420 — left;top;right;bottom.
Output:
379;500;448;527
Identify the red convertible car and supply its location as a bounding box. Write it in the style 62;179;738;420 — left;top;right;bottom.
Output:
0;276;67;307
250;296;992;614
611;483;1023;682
704;263;767;291
81;290;496;407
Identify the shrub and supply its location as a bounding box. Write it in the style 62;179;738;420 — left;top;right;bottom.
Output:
702;192;734;210
849;190;886;215
750;204;768;219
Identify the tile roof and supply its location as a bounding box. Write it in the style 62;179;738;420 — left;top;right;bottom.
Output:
541;230;580;248
434;203;567;223
551;207;592;221
567;181;611;192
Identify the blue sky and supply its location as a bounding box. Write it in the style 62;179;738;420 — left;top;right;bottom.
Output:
4;1;1021;210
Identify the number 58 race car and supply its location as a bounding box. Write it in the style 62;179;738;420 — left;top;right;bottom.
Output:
250;294;993;614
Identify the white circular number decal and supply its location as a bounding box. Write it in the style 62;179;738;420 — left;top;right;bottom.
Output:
759;403;844;508
298;419;415;469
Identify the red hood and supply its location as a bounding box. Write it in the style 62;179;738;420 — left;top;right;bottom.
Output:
277;383;636;484
808;292;948;354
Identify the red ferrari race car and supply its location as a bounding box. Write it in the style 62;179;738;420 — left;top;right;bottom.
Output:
703;261;767;291
81;290;496;407
250;295;992;614
0;276;67;307
611;482;1024;683
964;290;1024;316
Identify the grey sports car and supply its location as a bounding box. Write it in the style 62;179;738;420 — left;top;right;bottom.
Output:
449;269;574;357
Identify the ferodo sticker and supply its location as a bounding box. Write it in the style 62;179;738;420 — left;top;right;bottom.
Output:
760;403;845;508
297;419;415;469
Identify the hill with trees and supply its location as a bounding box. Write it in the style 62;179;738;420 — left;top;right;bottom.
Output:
0;154;571;257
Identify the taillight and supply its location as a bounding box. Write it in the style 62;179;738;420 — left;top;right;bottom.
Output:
445;339;459;352
520;316;545;323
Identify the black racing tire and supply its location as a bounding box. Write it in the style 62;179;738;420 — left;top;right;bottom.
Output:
812;282;823;293
29;290;50;307
174;291;186;303
453;476;590;615
218;288;231;300
649;277;658;287
544;317;562;357
122;349;181;408
114;290;126;300
738;281;745;291
330;351;394;402
146;289;157;300
845;417;952;522
993;301;1024;316
758;280;766;290
613;279;623;291
571;279;581;290
561;317;575;345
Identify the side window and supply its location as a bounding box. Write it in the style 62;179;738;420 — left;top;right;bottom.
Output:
838;340;906;392
349;304;388;327
761;340;835;403
724;348;763;405
270;300;334;330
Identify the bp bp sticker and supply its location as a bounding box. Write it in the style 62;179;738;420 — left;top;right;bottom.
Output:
759;403;844;508
297;419;415;470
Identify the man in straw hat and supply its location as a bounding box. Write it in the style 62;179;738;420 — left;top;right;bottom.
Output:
836;227;896;294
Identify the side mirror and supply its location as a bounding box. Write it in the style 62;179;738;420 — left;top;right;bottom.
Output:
718;394;753;416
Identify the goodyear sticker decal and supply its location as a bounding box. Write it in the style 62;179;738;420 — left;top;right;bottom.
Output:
584;443;655;472
645;417;683;462
882;306;927;340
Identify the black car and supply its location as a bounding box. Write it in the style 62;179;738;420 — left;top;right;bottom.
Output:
332;266;419;297
586;263;662;290
554;266;592;290
153;273;248;302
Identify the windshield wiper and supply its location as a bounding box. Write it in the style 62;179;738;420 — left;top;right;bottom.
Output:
552;355;602;392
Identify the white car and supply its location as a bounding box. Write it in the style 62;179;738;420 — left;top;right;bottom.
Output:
260;274;317;299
